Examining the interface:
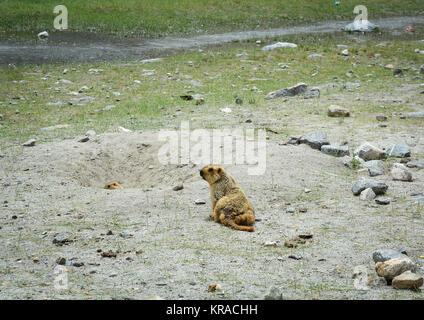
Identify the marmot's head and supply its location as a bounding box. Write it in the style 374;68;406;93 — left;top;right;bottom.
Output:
200;165;225;184
104;182;122;190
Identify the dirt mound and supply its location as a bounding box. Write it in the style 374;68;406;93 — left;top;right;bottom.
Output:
16;131;198;189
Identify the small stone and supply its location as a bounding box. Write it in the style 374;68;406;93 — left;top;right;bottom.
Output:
72;261;84;267
265;83;307;99
53;233;72;246
393;69;403;76
33;257;39;263
78;137;89;143
327;105;350;117
235;97;243;105
173;184;184;191
375;197;390;205
376;115;388;121
392;271;423;290
360;188;376;201
341;49;349;56
288;254;302;260
22;139;36;147
406;161;424;169
106;230;113;235
37;31;49;39
85;130;96;137
56;257;66;265
102;105;116;111
208;283;222;292
286;207;295;213
194;199;206;205
264;241;278;247
101;250;117;258
0;114;3;121
307;53;324;59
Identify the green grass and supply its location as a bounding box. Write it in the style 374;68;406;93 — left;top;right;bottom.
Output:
0;0;423;38
0;33;423;150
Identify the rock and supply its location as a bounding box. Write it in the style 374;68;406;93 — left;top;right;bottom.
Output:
194;199;206;205
375;197;390;205
106;230;113;235
86;130;96;137
117;126;132;133
264;241;278;247
262;42;297;51
354;143;386;161
78;137;89;143
384;64;394;70
386;143;411;158
373;249;409;263
393;69;403;76
351;179;388;196
286;207;295;213
101;250;117;258
375;258;417;282
344;20;378;32
53;233;72;246
357;168;369;177
265;83;307;99
235;97;243;105
144;294;164;300
284;236;306;248
321;145;350;157
264;286;283;300
404;110;424;118
406;161;424;169
173;184;184;191
327;105;350;117
71;261;84;267
392;271;424;290
307;54;324;59
37;31;49;39
0;114;3;121
286;135;301;145
288;254;302;260
208;283;222;292
299;131;330;150
40;124;70;132
56;257;66;265
360;160;385;176
341;49;349;56
376;115;388;121
303;88;320;99
342;155;364;168
220;107;232;113
391;163;413;182
102;105;116;111
420;65;424;74
359;188;376;201
22;139;36;147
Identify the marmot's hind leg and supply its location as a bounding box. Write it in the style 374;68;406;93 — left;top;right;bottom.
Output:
234;211;255;226
219;213;255;232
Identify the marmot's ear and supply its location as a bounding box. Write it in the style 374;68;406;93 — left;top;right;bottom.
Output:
217;167;223;175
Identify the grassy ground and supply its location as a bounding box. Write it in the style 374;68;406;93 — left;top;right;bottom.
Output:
0;0;423;38
1;32;423;150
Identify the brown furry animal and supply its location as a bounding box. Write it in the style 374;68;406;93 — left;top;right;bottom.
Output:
104;182;122;190
200;165;255;232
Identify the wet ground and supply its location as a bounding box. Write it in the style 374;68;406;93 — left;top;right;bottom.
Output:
1;16;423;65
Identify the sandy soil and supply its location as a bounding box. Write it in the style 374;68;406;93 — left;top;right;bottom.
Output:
1;87;423;299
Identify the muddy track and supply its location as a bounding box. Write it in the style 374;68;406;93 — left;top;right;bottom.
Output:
1;16;423;65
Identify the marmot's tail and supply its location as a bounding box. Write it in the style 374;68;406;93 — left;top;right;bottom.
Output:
228;221;255;232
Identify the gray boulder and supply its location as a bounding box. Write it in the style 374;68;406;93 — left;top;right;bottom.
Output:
299;131;330;150
321;144;350;157
354;142;386;161
386;143;411;158
406;161;424;169
351;179;388;196
265;83;307;99
360;160;385;176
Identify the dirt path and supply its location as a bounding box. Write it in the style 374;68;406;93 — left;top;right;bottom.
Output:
1;16;424;65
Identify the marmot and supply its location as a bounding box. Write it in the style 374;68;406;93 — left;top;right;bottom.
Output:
200;165;255;232
104;182;122;190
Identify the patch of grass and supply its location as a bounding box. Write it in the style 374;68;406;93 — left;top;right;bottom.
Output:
0;33;423;151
